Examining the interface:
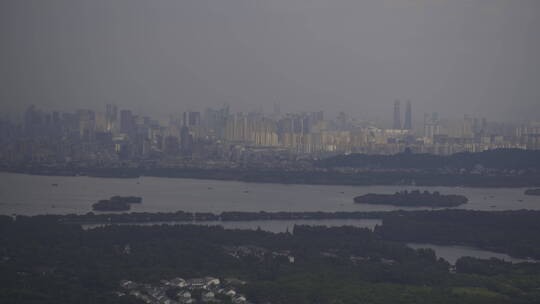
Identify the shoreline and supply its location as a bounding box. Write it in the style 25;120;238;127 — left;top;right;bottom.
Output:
6;209;540;261
2;168;540;188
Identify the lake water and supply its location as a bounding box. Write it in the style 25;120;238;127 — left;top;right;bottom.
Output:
83;218;383;233
1;172;539;215
407;243;536;264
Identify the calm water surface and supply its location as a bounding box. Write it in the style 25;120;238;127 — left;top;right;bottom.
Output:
0;172;539;215
83;219;382;233
407;243;537;264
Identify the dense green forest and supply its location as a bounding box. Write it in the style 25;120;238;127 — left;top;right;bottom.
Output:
57;209;540;260
2;212;540;303
376;210;540;259
317;149;540;170
525;189;540;196
5;165;540;187
4;149;540;187
354;190;468;207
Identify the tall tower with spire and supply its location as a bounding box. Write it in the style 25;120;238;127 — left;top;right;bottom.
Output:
404;100;412;130
393;100;402;130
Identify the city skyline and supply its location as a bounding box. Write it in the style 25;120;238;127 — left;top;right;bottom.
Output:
2;101;538;167
1;0;539;122
1;100;534;127
8;101;521;135
3;2;540;303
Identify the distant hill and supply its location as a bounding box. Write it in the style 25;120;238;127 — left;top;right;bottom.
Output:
317;149;540;170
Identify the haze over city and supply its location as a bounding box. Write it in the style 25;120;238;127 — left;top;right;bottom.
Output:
1;0;539;122
3;2;540;304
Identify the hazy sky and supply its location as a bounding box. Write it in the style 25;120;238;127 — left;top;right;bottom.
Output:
1;0;539;123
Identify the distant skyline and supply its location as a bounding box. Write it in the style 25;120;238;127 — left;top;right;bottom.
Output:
1;0;539;123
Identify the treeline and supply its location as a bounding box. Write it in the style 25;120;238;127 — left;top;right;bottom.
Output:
23;209;540;262
525;188;540;196
456;256;540;277
39;209;540;261
0;217;446;303
7;165;540;187
376;209;540;259
354;190;468;207
59;211;387;224
2;215;540;303
317;149;540;170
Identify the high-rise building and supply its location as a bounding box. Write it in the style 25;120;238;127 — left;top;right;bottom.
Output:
311;111;324;122
77;109;96;140
95;112;107;132
393;100;402;130
272;102;281;119
163;135;179;155
462;115;474;138
183;111;201;127
24;105;44;138
203;105;229;138
180;125;193;156
424;112;440;141
404;100;412;130
120;110;134;134
105;104;118;132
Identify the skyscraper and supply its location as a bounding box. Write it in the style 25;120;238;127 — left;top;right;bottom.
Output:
393;100;402;130
180;125;193;157
424;112;440;141
77;109;96;140
24;105;41;137
120;110;134;134
272;102;281;119
105;104;118;132
404;100;412;130
183;111;201;127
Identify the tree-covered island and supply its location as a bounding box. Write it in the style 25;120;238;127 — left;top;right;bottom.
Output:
524;189;540;196
91;196;143;211
354;190;468;207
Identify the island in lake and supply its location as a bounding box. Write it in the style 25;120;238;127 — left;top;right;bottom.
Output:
354;190;468;207
109;195;142;203
524;189;540;196
92;196;143;211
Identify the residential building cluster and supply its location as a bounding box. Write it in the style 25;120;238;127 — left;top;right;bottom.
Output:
224;245;295;264
0;102;538;167
118;276;250;304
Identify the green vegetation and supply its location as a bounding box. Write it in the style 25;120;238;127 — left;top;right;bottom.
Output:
92;199;131;211
5;149;540;187
92;196;143;211
524;189;540;196
2;213;540;303
376;210;540;259
317;149;540;170
56;209;540;260
354;190;468;207
451;287;503;298
110;196;143;204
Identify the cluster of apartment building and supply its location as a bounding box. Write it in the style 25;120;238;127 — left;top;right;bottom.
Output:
0;103;538;166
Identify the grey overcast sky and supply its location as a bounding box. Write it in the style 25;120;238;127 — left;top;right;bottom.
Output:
1;0;539;122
